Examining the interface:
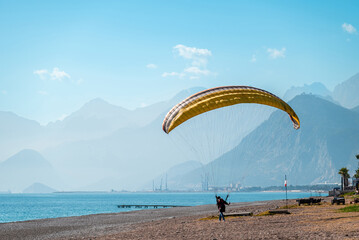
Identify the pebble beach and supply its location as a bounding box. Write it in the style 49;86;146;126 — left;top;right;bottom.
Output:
1;197;358;240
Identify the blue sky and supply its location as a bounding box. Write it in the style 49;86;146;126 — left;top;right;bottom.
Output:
0;0;358;124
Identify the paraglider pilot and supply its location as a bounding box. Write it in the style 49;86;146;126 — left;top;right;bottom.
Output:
216;195;230;221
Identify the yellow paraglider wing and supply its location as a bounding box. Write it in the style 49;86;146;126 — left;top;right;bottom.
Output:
162;86;300;134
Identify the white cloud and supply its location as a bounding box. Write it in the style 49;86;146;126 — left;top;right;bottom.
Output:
267;48;286;59
174;44;212;59
342;23;357;34
162;72;178;77
50;67;70;81
33;69;49;80
184;66;210;75
34;67;71;81
146;63;157;69
162;44;212;80
250;54;257;62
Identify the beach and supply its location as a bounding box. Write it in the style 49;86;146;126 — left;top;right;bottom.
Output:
1;197;358;239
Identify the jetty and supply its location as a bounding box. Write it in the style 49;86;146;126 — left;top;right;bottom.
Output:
117;204;185;209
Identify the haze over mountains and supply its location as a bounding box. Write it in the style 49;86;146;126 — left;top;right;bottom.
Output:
207;94;359;187
1;73;359;192
0;149;61;192
283;82;332;101
333;73;359;109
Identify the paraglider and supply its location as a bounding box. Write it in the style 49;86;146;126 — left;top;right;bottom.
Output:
162;85;300;203
162;86;300;134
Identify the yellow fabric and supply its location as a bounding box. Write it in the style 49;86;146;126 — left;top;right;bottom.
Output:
164;87;300;133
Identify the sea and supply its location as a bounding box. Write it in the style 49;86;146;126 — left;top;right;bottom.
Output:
0;191;324;223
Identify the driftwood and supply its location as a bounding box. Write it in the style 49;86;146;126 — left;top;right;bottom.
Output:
224;212;253;217
268;210;290;214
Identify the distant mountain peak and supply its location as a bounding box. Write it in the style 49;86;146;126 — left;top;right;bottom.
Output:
172;87;206;101
23;182;57;193
0;111;41;128
333;72;359;108
283;82;331;101
290;92;330;105
289;93;356;119
80;98;128;112
1;149;51;168
83;98;110;107
11;149;45;159
198;93;359;187
62;98;131;123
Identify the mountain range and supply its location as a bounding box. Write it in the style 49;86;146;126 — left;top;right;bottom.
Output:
333;73;359;109
207;94;359;187
0;73;359;192
0;149;61;192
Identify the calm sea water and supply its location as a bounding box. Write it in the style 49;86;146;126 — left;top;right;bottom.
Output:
0;191;324;223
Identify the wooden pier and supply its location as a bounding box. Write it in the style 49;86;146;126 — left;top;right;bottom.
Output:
117;204;185;209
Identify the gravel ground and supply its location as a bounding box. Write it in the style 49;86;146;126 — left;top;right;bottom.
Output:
1;197;358;240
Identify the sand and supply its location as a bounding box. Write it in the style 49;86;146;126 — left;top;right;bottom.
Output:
1;197;358;239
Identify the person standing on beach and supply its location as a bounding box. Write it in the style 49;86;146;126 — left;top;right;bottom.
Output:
216;195;229;221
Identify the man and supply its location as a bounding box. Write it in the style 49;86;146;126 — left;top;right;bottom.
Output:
216;195;230;221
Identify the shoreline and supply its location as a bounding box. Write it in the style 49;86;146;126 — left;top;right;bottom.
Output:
2;196;358;239
0;199;288;239
0;189;326;194
0;191;322;224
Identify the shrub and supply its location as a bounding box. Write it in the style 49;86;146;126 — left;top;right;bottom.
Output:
338;205;359;212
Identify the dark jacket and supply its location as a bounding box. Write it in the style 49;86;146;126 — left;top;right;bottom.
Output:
216;198;229;212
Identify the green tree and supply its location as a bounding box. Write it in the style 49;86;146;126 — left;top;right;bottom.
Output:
354;169;359;179
338;167;350;190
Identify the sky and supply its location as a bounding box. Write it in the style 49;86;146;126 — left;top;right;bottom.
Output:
0;0;358;124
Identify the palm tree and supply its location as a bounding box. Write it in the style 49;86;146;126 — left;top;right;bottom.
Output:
338;167;350;190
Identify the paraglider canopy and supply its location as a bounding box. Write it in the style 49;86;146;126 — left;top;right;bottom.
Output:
162;86;300;134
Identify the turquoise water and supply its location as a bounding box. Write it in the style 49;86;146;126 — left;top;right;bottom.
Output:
0;191;324;223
